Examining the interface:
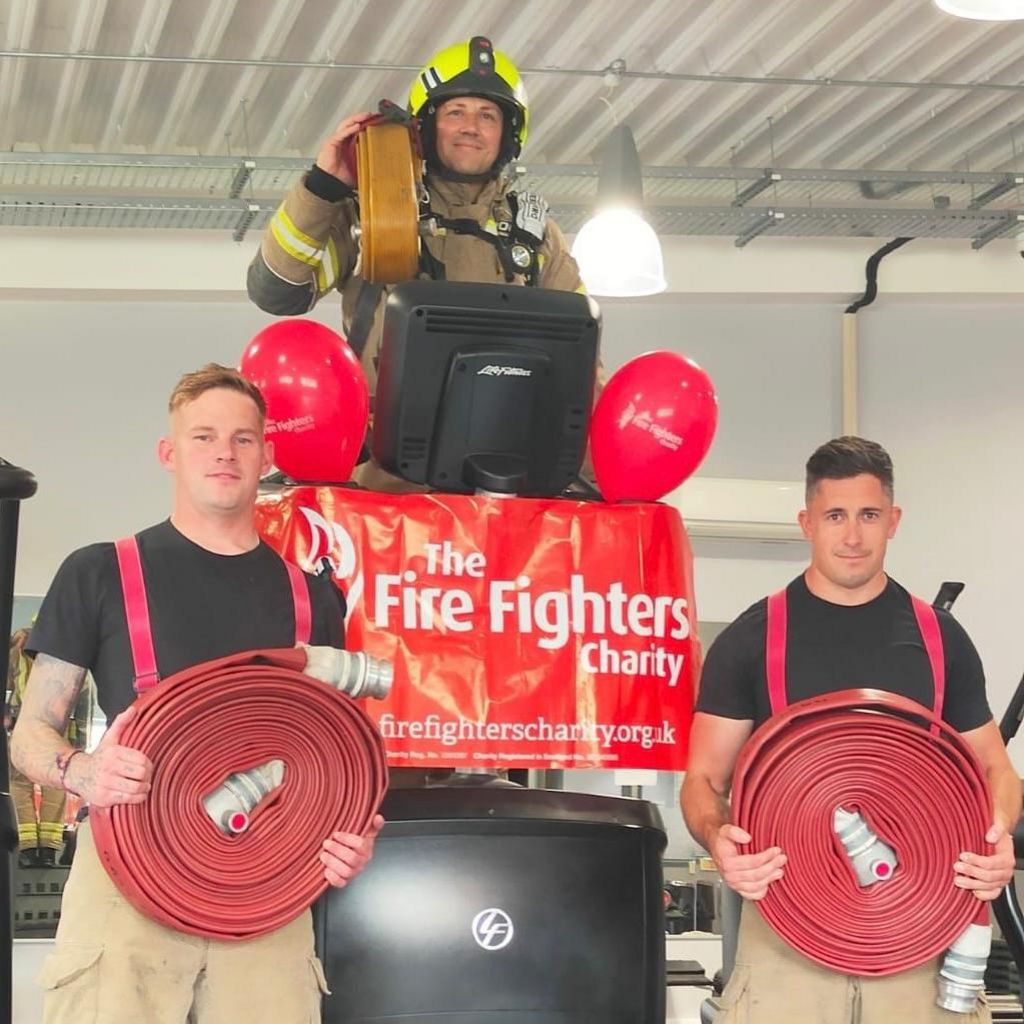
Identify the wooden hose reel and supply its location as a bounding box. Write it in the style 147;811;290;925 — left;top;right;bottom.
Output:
355;120;422;283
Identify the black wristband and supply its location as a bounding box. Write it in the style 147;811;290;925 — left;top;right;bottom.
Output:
306;164;355;202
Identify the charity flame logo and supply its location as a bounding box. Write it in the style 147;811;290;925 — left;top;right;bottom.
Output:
616;400;682;451
298;507;363;618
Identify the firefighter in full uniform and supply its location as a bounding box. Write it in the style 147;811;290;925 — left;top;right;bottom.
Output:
6;624;91;867
247;35;587;492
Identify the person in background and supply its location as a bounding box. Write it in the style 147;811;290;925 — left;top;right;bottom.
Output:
6;621;91;868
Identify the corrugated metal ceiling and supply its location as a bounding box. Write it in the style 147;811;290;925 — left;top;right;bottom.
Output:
2;0;1024;241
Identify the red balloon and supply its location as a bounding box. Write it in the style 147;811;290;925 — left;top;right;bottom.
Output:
590;350;718;503
240;319;369;482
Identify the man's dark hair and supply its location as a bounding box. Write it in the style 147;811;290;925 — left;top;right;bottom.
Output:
805;436;894;501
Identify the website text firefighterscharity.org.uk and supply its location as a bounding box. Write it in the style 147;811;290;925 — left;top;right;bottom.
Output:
377;714;677;751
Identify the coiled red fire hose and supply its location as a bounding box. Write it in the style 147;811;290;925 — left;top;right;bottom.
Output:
90;647;388;941
731;688;991;976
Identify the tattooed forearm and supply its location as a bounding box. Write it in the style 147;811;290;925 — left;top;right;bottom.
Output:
10;653;88;789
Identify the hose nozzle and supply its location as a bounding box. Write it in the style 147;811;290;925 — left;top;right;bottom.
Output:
833;807;898;885
303;646;393;700
937;923;991;1014
202;759;285;835
333;650;393;700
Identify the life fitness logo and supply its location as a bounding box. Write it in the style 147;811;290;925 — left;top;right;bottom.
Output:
471;908;514;951
299;507;363;619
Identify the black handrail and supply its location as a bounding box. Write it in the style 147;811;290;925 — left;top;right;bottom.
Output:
995;671;1024;989
1;457;38;1024
932;586;1024;992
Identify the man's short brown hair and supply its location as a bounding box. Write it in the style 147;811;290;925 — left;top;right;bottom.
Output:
168;364;267;424
805;436;894;502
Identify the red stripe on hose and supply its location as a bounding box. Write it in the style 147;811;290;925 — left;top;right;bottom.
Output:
90;647;388;941
731;688;990;976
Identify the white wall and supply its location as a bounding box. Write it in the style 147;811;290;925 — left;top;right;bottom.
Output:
3;229;1023;301
860;304;1024;723
600;295;1024;741
0;299;340;595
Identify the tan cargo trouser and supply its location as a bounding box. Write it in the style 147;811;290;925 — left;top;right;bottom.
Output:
713;899;991;1024
37;820;329;1024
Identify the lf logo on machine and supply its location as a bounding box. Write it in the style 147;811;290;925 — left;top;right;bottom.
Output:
471;908;514;950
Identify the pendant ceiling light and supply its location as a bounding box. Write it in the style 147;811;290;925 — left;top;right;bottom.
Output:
570;124;666;298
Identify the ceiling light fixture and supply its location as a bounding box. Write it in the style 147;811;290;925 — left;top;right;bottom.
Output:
933;0;1024;19
570;123;666;297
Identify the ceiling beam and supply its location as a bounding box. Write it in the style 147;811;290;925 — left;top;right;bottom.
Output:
0;152;1019;190
4;48;1024;97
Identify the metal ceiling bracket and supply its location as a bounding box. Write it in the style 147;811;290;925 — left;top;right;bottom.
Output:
731;170;782;207
967;174;1024;210
232;202;261;243
228;159;257;199
970;214;1018;250
735;209;785;247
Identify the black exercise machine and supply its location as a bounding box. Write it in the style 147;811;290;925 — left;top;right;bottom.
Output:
1;457;38;1024
993;668;1024;994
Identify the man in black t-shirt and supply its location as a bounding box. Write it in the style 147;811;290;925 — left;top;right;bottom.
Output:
11;364;383;1024
696;574;990;734
680;436;1019;1024
26;519;349;727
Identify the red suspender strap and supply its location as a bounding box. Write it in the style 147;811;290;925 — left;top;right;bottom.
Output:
114;536;160;694
285;561;312;646
911;595;945;722
764;587;944;723
115;539;312;686
766;588;788;716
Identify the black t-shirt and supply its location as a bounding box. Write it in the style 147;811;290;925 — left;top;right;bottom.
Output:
28;520;346;724
696;575;990;733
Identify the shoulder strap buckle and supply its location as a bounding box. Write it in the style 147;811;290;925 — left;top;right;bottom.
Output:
510;189;548;246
